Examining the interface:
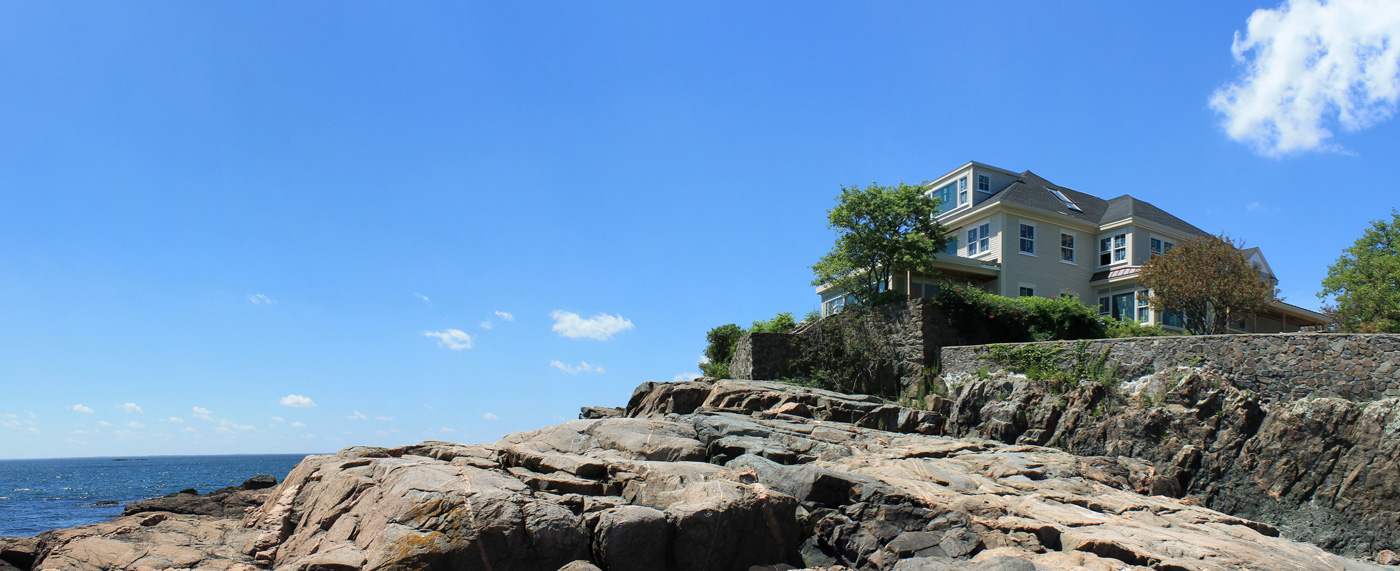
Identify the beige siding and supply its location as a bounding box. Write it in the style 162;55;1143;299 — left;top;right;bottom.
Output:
997;214;1095;300
972;168;1018;206
952;214;1002;263
1130;226;1151;266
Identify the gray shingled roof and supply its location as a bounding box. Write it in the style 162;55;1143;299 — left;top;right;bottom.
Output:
982;171;1208;236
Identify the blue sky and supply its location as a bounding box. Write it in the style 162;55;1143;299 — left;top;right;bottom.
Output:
3;1;1398;459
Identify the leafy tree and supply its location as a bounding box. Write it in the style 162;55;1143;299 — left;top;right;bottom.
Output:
1319;210;1400;333
810;182;949;308
699;323;744;378
1137;234;1276;335
750;312;796;333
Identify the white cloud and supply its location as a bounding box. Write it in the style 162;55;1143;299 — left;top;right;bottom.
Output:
192;407;212;421
550;311;634;341
482;413;499;421
269;416;285;423
374;416;393;421
280;395;316;408
98;420;111;427
302;433;316;439
480;320;493;330
219;419;254;431
414;292;431;304
423;404;434;410
181;427;197;433
70;404;94;414
1210;0;1400;156
215;426;234;434
127;421;146;429
440;427;458;433
291;421;306;428
1247;201;1264;211
495;311;515;322
348;411;367;420
424;329;473;350
248;293;276;305
118;403;143;414
549;360;605;374
673;372;703;382
166;417;184;423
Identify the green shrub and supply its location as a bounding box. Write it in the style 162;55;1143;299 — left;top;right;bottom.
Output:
751;312;796;333
931;282;1105;342
1103;316;1171;338
700;323;745;378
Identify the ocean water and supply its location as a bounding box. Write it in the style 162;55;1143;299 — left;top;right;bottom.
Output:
0;454;312;537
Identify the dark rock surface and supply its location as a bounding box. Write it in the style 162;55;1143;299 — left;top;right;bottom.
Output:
910;367;1400;558
121;475;278;519
12;378;1389;571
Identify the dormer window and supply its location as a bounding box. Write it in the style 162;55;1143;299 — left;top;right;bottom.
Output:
978;175;990;191
1099;233;1127;266
1048;188;1082;212
958;177;968;206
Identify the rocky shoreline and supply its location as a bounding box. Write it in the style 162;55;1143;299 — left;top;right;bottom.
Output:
2;375;1395;570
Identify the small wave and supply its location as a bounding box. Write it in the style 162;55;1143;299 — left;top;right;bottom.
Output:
13;488;30;491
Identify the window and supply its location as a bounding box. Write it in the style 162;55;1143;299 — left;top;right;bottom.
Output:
978;174;990;191
958;177;968;205
930;180;959;214
1099;233;1126;265
1151;237;1174;255
1061;233;1075;263
1019;224;1035;254
1098;296;1110;315
1048;188;1083;212
1019;286;1035;297
1137;291;1150;322
966;223;989;255
943;236;959;255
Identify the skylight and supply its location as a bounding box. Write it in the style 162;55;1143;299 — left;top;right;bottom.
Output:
1048;187;1082;212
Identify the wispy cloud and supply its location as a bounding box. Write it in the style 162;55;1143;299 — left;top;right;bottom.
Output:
348;410;367;420
248;293;276;305
166;417;184;423
291;421;306;428
480;320;493;330
98;420;111;427
219;419;254;431
494;311;514;322
673;372;702;382
482;413;499;421
414;292;431;305
279;395;316;408
374;416;393;421
549;360;605;374
127;421;146;429
550;311;634;341
70;404;94;414
269;416;285;423
1211;0;1400;156
424;329;473;350
118;403;143;414
439;427;458;434
192;407;213;421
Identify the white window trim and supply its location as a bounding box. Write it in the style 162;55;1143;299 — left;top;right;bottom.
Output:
977;174;990;192
1018;222;1036;256
1098;232;1129;267
1060;232;1076;265
1149;233;1175;256
1018;283;1037;298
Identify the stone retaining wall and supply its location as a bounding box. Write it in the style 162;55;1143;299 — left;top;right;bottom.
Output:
940;334;1400;401
729;298;951;396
